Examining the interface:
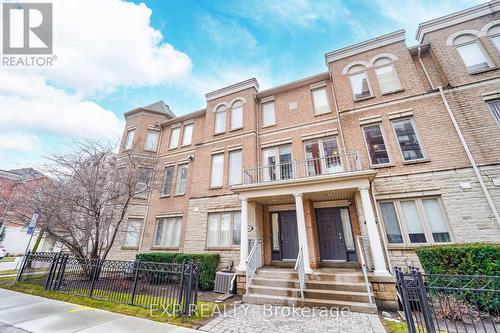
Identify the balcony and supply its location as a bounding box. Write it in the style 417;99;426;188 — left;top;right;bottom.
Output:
242;151;363;185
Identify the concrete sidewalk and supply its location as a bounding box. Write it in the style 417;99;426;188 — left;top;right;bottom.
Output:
0;289;196;333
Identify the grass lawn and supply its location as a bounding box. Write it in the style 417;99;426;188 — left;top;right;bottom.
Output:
0;269;17;276
0;257;17;262
0;276;219;328
383;320;408;333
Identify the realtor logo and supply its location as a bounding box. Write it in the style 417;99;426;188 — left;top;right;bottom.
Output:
2;2;53;54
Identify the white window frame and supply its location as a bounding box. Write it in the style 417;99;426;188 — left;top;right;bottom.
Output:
230;101;243;130
206;211;241;248
161;165;175;196
487;99;500;125
303;136;341;175
311;87;330;114
144;129;160;152
210;153;225;188
228;149;242;185
262;145;293;181
262;101;276;127
214;105;227;134
347;65;373;100
169;126;181;149
361;122;392;167
391;117;427;162
154;217;182;248
489;25;500;51
124;128;135;151
373;58;402;94
182;123;193;146
175;163;188;195
453;35;494;73
123;218;142;248
378;197;453;246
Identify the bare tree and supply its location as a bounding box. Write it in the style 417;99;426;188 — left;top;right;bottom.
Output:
4;140;159;259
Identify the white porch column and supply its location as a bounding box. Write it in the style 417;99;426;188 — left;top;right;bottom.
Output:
359;186;390;275
237;198;249;271
294;193;313;274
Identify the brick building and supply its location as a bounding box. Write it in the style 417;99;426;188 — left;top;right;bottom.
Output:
110;2;500;311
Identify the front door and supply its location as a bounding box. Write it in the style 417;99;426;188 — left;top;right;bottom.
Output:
315;208;348;261
270;211;299;260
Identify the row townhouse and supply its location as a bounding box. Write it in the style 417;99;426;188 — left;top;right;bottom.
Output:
109;1;500;311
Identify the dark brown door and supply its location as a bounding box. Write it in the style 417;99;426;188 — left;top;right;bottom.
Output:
315;208;347;260
279;211;299;260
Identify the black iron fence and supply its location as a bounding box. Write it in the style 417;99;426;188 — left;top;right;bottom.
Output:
16;251;200;316
395;267;500;333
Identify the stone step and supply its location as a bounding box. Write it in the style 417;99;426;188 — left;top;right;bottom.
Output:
248;285;373;303
255;269;365;283
251;277;370;292
242;293;378;314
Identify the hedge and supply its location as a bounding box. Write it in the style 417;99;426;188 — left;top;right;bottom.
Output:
136;252;220;290
415;243;500;276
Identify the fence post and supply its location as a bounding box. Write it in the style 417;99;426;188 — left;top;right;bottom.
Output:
54;254;68;291
184;261;194;317
130;261;141;306
15;250;31;284
413;268;436;333
88;258;100;298
177;262;185;316
395;267;417;333
45;252;61;290
193;261;200;305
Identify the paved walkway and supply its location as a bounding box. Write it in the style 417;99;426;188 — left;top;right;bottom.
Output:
0;289;195;333
200;304;386;333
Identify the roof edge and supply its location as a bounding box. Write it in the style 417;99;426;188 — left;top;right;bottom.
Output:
205;78;259;102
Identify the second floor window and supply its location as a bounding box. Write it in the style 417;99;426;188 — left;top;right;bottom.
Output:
169;127;180;149
134;167;152;196
453;34;493;73
348;65;371;100
262;145;292;181
392;118;425;161
182;123;193;146
210;154;224;188
373;57;402;94
144;129;159;151
175;164;188;194
362;123;390;166
161;165;174;196
228;150;242;185
262;101;275;127
215;105;227;133
487;99;500;124
304;136;341;176
124;128;135;150
123;218;142;247
311;87;329;114
231;101;243;129
154;217;181;248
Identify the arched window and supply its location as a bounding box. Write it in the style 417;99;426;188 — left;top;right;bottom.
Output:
214;105;227;134
453;34;493;73
373;57;402;94
347;64;372;100
231;100;243;130
488;24;500;51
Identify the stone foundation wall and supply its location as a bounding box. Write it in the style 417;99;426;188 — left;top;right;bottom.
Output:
369;275;399;311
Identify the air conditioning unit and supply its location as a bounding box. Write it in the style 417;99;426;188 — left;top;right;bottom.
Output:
214;271;235;294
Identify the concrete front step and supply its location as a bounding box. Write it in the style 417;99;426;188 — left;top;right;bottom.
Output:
242;293;378;314
254;269;365;283
248;285;373;303
252;277;370;292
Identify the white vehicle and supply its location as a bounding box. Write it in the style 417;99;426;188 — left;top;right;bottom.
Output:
0;247;6;259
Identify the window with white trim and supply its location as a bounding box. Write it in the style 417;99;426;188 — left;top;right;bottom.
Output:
182;123;193;146
262;145;292;181
348;65;372;100
311;87;329;114
124;128;135;150
124;218;142;247
154;217;181;248
262;101;275;126
161;165;174;195
134;167;152;196
144;129;159;151
210;154;224;188
453;34;493;73
231;101;243;129
175;164;188;194
489;25;500;51
207;212;241;247
379;197;451;245
487;99;500;124
215;105;227;133
169;127;180;149
304;136;341;176
228;150;242;185
391;117;425;161
362;123;391;166
373;57;402;94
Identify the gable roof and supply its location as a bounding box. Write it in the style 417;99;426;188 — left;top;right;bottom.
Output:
124;100;176;119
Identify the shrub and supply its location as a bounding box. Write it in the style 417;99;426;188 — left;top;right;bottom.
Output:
136;252;220;290
415;243;500;276
431;294;480;324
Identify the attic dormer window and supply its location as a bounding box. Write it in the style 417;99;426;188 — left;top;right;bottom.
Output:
453;34;493;73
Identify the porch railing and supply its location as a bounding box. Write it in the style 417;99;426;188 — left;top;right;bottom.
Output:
242;152;362;185
294;246;305;301
245;239;263;294
355;235;374;304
